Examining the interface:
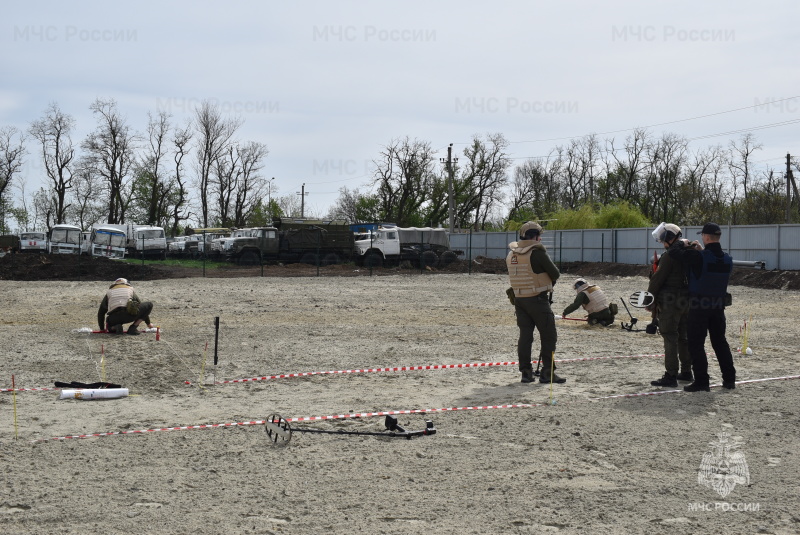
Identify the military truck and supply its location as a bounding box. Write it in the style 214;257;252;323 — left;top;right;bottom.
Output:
353;226;460;268
224;218;354;265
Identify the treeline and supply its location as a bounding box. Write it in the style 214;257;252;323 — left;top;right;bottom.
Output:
327;130;799;229
2;100;799;236
0;99;294;236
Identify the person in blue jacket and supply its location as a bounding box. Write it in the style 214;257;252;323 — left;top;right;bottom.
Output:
668;223;736;392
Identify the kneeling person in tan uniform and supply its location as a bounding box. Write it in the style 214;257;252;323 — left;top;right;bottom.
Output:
562;278;617;326
97;278;155;335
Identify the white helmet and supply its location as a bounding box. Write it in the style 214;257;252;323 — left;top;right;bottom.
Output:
652;222;682;243
573;278;589;291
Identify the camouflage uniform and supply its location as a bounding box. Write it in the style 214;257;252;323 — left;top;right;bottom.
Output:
647;241;692;378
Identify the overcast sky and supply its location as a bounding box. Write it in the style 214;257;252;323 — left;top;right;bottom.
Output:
2;1;798;218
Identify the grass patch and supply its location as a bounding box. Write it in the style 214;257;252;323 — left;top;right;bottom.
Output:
120;258;230;270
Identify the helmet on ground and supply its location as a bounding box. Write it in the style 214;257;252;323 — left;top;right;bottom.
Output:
519;221;543;239
652;222;681;243
574;278;589;291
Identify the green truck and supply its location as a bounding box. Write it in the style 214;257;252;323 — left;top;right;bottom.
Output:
224;218;354;265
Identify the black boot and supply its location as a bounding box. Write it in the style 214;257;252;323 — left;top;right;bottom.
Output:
126;324;141;335
539;372;566;384
684;381;710;392
112;324;125;334
521;370;534;383
650;373;678;387
676;371;693;382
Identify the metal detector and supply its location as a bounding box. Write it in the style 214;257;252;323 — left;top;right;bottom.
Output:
264;414;437;445
619;298;644;332
628;291;655;309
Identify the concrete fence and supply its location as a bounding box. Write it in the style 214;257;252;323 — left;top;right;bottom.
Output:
450;224;800;271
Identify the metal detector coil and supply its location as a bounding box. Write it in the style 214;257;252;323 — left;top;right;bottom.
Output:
628;291;655;309
264;414;436;445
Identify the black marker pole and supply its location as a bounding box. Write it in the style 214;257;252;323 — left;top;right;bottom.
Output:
213;317;220;366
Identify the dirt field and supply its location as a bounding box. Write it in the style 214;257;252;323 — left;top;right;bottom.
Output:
1;267;799;534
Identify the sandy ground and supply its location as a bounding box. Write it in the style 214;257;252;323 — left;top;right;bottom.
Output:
1;273;799;535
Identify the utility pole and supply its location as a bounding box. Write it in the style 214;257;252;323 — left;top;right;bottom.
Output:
268;177;275;222
440;143;457;232
788;153;799;223
297;183;309;218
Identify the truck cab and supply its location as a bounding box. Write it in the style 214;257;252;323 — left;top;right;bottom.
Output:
90;226;127;259
19;231;48;253
226;227;279;264
48;224;82;254
128;225;167;259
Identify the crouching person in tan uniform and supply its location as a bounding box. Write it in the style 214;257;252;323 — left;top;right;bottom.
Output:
506;222;564;384
97;278;155;335
562;278;617;326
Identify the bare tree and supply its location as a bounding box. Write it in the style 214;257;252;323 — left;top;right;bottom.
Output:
372;137;436;226
604;128;651;205
231;141;268;227
82;98;138;223
69;160;106;230
194;100;242;227
29;103;76;224
0;126;26;232
137;111;172;226
508;152;562;220
459;133;512;229
727;133;763;223
167;122;193;235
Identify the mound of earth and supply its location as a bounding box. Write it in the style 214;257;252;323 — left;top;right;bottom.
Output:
1;252;797;290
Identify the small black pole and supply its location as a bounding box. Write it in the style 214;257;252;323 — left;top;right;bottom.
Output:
213;316;220;366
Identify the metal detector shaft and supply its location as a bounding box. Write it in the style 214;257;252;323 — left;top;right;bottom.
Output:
620;297;636;322
291;426;435;440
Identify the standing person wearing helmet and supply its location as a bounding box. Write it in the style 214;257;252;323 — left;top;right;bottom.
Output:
646;223;693;387
562;278;617;326
97;278;155;335
506;221;563;384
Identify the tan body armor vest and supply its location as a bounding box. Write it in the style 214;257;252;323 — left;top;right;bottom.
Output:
107;284;134;313
506;242;553;297
581;285;609;313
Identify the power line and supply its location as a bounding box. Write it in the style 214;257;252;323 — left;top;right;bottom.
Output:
487;96;800;146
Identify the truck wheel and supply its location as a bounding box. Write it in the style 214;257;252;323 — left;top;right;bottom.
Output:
440;251;457;266
300;252;319;266
322;253;340;266
238;251;260;265
421;250;438;268
363;252;383;269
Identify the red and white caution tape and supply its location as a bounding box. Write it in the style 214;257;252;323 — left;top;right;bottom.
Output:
186;353;667;386
38;374;800;442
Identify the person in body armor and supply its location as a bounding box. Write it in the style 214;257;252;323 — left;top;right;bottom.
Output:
506;221;563;384
97;278;155;335
562;278;617;326
647;223;693;388
668;222;736;392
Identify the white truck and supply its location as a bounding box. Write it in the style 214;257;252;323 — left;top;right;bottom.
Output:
48;224;83;254
88;225;127;259
102;223;167;259
19;231;48;253
353;226;459;268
